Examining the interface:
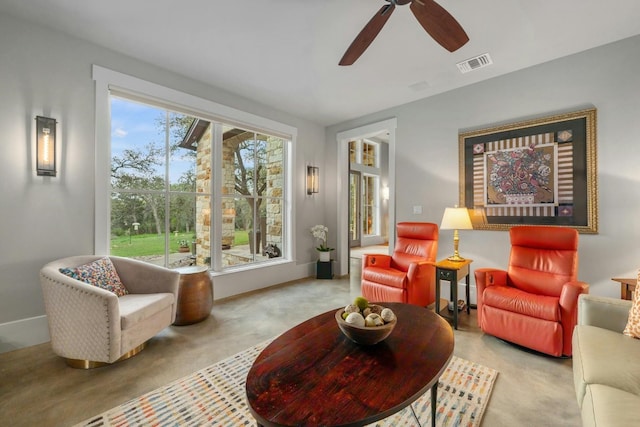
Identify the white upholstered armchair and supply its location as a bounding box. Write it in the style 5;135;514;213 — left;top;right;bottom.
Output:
40;255;180;368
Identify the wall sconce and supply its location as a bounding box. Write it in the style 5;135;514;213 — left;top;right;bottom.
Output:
35;116;57;176
307;165;319;195
381;186;389;201
440;206;473;262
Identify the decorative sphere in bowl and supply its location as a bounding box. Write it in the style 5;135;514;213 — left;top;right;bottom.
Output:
335;304;396;345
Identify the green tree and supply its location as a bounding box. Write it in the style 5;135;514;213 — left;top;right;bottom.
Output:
232;136;267;231
111;112;199;237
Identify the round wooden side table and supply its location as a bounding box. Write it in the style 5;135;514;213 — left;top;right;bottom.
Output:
173;266;213;326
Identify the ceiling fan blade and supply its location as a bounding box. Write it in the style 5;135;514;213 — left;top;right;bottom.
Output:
410;0;469;52
339;3;395;66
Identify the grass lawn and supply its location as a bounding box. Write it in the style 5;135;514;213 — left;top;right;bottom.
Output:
111;231;250;257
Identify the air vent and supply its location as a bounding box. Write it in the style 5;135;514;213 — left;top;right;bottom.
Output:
457;53;493;74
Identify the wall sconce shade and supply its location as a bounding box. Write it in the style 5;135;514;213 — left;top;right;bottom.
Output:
36;116;57;176
307;165;319;195
440;206;473;262
381;186;389;201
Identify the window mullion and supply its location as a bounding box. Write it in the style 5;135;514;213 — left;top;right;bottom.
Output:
212;123;223;271
253;133;258;261
163;110;171;267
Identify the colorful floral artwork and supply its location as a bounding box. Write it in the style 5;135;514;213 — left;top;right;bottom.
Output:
459;108;597;233
485;143;556;206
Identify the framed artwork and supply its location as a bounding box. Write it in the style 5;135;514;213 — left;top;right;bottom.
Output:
458;108;598;233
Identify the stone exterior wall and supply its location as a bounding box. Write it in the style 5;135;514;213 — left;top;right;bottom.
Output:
193;128;285;267
195;125;212;266
265;136;283;251
221;134;236;249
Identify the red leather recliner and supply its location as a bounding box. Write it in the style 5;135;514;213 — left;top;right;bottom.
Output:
475;226;589;357
361;222;438;306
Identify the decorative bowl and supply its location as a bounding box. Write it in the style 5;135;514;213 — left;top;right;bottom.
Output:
335;305;397;345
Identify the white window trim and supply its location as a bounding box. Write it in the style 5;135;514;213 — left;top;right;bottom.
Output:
92;65;297;268
337;118;396;276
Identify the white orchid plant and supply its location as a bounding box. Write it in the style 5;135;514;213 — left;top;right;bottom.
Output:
310;224;334;252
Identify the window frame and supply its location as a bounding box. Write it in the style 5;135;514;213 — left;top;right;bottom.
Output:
361;174;380;237
348;138;382;240
93;65;296;272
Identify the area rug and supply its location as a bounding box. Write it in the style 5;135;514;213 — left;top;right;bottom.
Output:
76;340;497;427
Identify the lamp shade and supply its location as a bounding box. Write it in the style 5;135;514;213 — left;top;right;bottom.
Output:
440;207;472;230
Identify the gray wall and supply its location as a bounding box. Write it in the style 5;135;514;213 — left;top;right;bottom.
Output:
328;35;640;298
0;12;326;351
2;9;639;352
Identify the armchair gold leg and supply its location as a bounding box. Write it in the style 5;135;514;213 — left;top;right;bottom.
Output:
65;342;147;369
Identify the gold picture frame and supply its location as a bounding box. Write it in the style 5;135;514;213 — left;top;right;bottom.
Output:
459;108;598;233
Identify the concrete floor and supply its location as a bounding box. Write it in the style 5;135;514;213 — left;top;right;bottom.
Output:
0;259;581;427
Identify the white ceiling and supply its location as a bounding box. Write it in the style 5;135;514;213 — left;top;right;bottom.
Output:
2;0;640;126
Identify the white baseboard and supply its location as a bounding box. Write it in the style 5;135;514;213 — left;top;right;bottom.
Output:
3;263;467;354
2;263;313;354
0;315;50;354
212;261;316;301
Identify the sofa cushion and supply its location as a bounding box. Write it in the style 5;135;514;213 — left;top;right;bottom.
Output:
573;324;640;406
622;270;640;338
119;293;175;330
483;286;560;321
60;257;128;297
581;384;640;427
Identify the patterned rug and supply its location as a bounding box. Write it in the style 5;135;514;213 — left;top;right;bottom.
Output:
76;340;497;427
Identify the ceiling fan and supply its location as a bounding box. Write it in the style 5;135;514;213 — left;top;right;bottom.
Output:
339;0;469;66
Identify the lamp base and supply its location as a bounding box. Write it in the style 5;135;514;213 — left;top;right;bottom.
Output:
446;254;466;262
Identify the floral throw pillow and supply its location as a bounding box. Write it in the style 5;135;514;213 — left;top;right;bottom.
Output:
60;257;128;297
623;270;640;338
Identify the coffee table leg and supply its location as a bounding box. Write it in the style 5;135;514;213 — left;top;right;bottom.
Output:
431;382;437;427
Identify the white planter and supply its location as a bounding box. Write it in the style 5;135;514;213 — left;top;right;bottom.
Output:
318;251;331;262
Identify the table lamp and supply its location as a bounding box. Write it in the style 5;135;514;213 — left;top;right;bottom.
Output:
440;206;473;262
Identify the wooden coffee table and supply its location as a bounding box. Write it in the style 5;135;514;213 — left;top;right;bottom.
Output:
246;302;454;427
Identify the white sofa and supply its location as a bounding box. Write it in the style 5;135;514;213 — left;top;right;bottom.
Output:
40;255;180;368
572;294;640;427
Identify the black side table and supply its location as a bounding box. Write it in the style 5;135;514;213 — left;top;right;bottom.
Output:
316;260;333;279
435;258;473;330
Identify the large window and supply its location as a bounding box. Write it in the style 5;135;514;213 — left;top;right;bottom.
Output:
108;95;288;270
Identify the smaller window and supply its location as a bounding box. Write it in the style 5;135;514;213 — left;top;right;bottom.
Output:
362;175;379;236
362;141;378;167
349;140;357;164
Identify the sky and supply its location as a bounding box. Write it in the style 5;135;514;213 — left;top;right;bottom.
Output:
110;96;194;184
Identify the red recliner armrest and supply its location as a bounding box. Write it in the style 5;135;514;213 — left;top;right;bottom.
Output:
475;268;508;291
362;254;391;269
406;260;436;306
474;268;508;325
559;280;589;356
